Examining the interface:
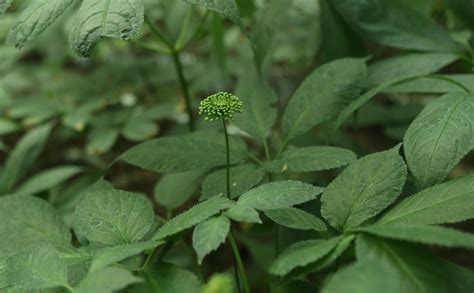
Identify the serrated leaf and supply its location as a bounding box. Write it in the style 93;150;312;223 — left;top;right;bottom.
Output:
377;174;474;225
181;0;244;31
0;124;52;194
75;267;141;293
7;243;68;290
237;180;323;211
70;0;144;57
201;164;265;200
90;239;164;272
364;53;459;88
269;236;342;276
354;235;474;292
0;0;13;14
120;131;247;173
225;205;261;223
134;263;202;293
321;146;407;231
282;58;367;140
404;93;474;189
356;225;474;250
331;0;460;52
155;169;207;210
153;197;234;240
6;0;73;48
192;215;230;264
74;188;154;246
265;207;326;232
0;195;71;255
14;165;83;195
264;146;356;173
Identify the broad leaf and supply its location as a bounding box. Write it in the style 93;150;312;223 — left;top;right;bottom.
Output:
134;263;202;293
120;131;247;173
75;267;141;293
321;146;407;231
331;0;460;52
153;197;234;240
404;93;474;189
264;208;326;232
70;0;145;57
182;0;244;31
269;237;342;276
201;164;265;200
7;243;68;290
386;74;474;94
357;225;474;250
155;169;207;210
7;0;73;48
378;174;474;225
237;180;323;211
264;146;356;173
0;195;71;255
192;215;230;264
225;205;261;223
282;58;367;140
0;124;52;194
14;165;83;195
74;188;155;246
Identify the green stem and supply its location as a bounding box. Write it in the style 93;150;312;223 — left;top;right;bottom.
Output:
221;117;231;198
228;232;251;293
172;50;196;131
263;139;271;161
63;284;74;292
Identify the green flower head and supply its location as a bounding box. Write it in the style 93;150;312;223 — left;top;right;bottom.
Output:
199;92;243;121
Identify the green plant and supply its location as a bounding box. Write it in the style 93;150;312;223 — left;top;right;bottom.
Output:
1;0;474;292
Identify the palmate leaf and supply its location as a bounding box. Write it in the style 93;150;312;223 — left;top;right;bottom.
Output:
404;92;474;189
269;236;342;276
331;0;460;53
6;0;73;49
70;0;144;57
7;243;68;290
74;187;155;246
321;146;407;231
282;58;367;140
0;195;71;255
237;180;323;211
153;197;234;240
377;173;474;225
134;263;202;293
192;215;230;264
264;208;326;232
75;267;141;293
120;131;247;173
14;165;83;195
263;146;356;173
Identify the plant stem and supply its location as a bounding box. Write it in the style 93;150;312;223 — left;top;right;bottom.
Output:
228;232;251;293
221;117;231;198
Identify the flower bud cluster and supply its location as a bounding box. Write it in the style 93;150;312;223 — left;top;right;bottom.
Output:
199;92;243;121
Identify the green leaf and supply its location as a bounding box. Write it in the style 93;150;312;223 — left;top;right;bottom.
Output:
0;124;52;194
357;225;474;250
201;164;265;200
90;239;164;272
0;256;7;288
321;145;407;231
237;180;323;211
263;146;356;173
74;188;155;246
153;197;234;240
192;215;230;264
86;129;119;155
120;131;247;173
70;0;145;57
354;235;474;292
225;205;261;223
364;53;459;88
404;93;474;189
155;169;207;210
122;118;158;142
377;174;474;225
7;243;68;290
264;207;326;232
234;65;278;139
282;58;367;140
181;0;244;31
0;195;71;255
134;263;202;293
386;74;474;94
445;0;474;30
14;165;83;195
0;0;13;14
331;0;460;52
75;267;141;293
6;0;73;48
269;236;342;276
0;119;19;136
